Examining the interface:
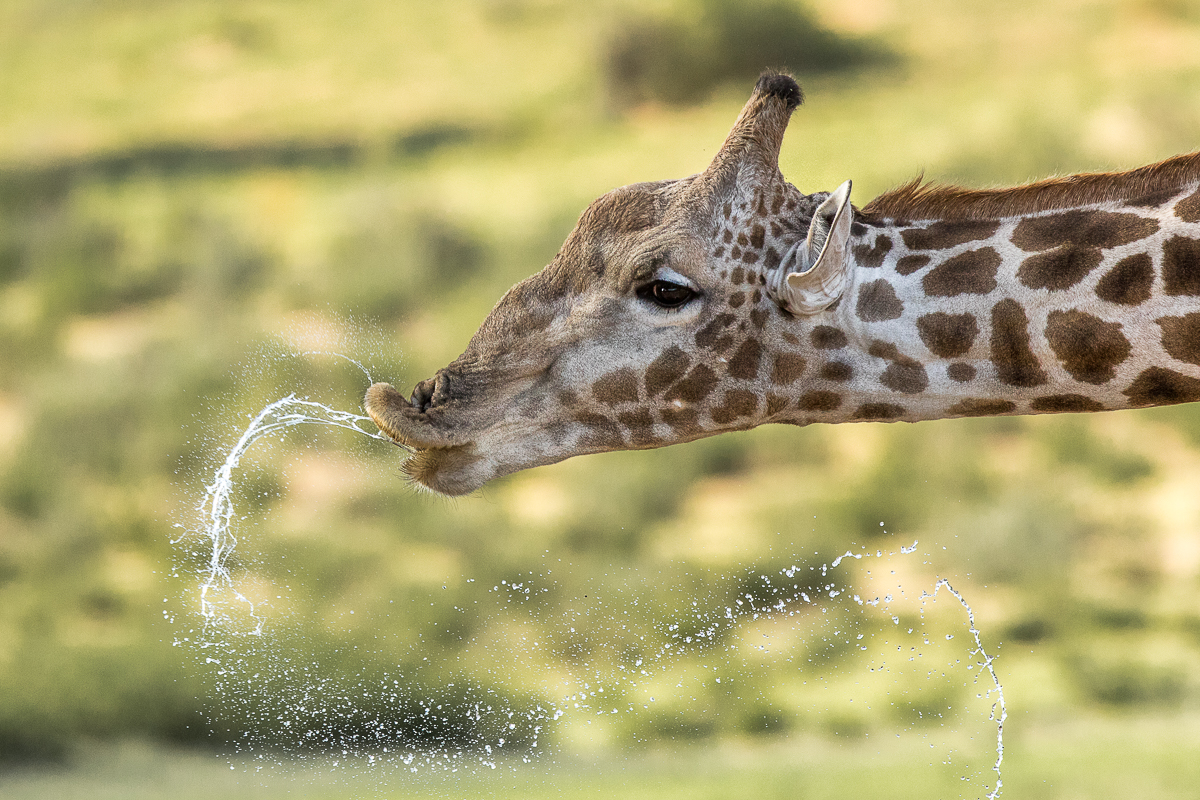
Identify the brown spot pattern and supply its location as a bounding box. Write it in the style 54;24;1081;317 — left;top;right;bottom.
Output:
923;248;1001;296
811;326;848;349
856;279;904;322
1157;312;1200;366
1162;236;1200;296
1017;246;1104;291
663;365;718;403
1095;253;1153;305
947;363;976;382
916;312;979;358
1012;209;1159;252
901;220;1000;250
766;394;790;416
695;313;736;349
1124;367;1200;406
1045;310;1130;385
645;346;690;397
576;412;623;449
853;234;893;268
798;391;842;411
728;292;746;308
617;408;656;445
991;299;1047;387
821;362;853;382
661;405;700;433
710;390;759;424
592;368;640;405
1031;394;1105;412
728;338;762;379
771;353;806;385
947;399;1017;417
852;403;906;420
870;341;928;394
1175;188;1200;223
897;254;931;275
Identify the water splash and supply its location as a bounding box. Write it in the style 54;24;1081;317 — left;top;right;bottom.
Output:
178;389;1007;796
184;393;398;632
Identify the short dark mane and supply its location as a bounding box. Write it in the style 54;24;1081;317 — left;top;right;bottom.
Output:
862;150;1200;222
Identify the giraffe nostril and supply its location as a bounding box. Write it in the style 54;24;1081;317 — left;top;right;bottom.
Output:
410;378;437;412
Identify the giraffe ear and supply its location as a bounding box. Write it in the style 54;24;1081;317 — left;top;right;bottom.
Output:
771;180;853;315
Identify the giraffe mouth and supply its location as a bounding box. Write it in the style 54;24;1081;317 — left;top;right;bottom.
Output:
364;382;489;495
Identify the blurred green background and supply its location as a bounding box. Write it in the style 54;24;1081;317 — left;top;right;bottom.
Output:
3;0;1200;797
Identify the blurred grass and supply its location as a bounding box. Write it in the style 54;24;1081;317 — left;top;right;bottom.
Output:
2;0;1200;793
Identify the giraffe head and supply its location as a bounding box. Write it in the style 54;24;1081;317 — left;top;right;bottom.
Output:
366;73;858;495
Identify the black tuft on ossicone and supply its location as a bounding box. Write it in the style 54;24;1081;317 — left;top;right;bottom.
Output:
754;71;804;110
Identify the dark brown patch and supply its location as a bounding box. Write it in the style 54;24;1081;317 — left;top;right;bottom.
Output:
763;247;781;270
1095;253;1153;305
576;411;624;449
766;394;790;416
1017;246;1104;291
1030;394;1105;413
947;399;1017;417
798;391;842;411
991;299;1047;387
922;248;1001;296
737;232;749;246
749;224;765;249
617;408;656;445
728;292;746;308
1162;236;1200;296
896;254;931;275
853;234;893;268
713;246;725;258
916;312;979;358
695;312;737;349
645;346;691;397
856;279;904;322
869;341;928;394
947;363;976;382
661;405;700;433
710;389;759;424
750;308;769;329
1124;367;1200;406
741;250;760;265
730;267;744;284
663;364;718;403
782;331;800;345
811;326;848;349
1174;187;1200;223
771;353;806;385
821;362;853;382
591;368;640;405
1157;312;1200;366
1012;210;1159;252
901;220;1000;250
852;403;906;420
723;229;734;243
752;289;763;304
728;338;762;379
1045;310;1131;385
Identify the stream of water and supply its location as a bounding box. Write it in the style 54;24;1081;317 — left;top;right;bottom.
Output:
176;382;1007;797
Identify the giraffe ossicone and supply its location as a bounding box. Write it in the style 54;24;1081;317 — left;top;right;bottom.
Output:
366;72;1200;496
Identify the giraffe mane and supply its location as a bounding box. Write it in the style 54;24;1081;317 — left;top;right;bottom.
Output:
861;150;1200;222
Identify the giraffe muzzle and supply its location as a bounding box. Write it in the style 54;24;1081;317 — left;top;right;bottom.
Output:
363;381;469;450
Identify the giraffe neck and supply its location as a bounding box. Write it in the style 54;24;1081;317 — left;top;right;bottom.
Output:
777;188;1200;424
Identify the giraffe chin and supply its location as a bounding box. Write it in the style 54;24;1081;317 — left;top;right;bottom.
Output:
400;445;491;497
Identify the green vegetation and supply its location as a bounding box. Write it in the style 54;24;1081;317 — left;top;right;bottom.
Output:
2;0;1200;795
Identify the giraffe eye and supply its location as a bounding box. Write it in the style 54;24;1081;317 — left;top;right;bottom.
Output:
637;280;697;309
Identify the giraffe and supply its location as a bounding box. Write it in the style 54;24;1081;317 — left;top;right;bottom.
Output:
365;72;1200;496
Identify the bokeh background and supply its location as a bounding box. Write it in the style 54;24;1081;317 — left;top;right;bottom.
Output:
3;0;1200;797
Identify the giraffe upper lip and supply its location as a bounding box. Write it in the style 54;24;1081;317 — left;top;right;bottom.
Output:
363;382;472;450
